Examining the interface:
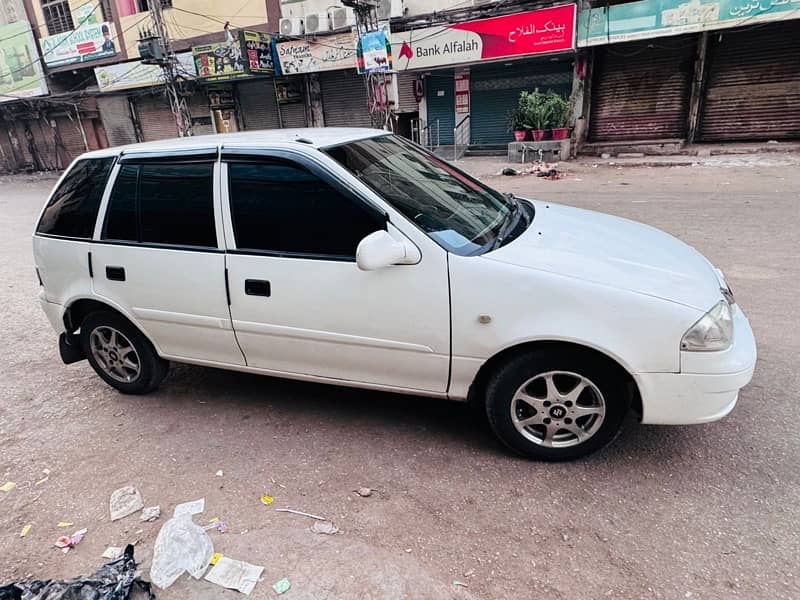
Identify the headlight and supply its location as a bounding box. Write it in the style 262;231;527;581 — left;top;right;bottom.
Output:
681;301;733;352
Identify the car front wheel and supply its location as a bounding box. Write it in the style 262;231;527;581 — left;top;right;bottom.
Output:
485;349;630;461
79;311;169;394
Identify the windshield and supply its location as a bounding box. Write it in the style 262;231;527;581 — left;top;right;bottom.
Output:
324;135;513;255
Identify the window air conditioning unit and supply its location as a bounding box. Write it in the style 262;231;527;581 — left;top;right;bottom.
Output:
329;7;356;30
305;13;331;34
280;18;305;36
376;0;404;20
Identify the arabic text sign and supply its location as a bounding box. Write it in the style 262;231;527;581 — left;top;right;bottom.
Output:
391;5;576;71
41;22;118;67
193;41;247;82
0;21;48;102
242;31;275;74
94;52;196;93
276;32;357;74
578;0;800;46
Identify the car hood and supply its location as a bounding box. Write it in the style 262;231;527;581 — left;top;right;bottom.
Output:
485;201;722;311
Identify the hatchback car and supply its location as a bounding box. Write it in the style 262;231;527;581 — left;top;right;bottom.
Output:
33;129;756;460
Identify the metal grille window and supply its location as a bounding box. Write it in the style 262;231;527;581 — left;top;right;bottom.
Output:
41;0;74;35
99;0;112;22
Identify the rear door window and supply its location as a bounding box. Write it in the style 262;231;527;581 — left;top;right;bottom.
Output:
103;162;217;248
36;158;115;239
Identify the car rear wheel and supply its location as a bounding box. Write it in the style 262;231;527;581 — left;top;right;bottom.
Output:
485;349;630;460
80;311;169;394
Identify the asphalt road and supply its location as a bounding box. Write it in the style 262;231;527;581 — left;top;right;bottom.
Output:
0;158;797;599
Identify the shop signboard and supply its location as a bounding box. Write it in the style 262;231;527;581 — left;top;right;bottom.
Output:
0;21;48;103
391;5;576;71
357;30;392;74
578;0;800;46
242;31;275;74
193;40;248;81
41;21;119;68
275;32;357;74
94;52;196;93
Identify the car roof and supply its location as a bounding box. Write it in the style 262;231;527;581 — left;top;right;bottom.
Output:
79;127;389;159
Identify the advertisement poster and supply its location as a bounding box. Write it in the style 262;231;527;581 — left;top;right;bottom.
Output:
391;5;576;71
41;21;118;68
193;40;247;81
241;30;275;74
357;30;392;74
578;0;800;46
276;32;357;74
0;21;48;102
95;52;196;93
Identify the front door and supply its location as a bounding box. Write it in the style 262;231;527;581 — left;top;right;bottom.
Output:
222;156;450;393
91;159;244;366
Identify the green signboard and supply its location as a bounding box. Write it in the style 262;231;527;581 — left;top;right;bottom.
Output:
0;21;48;103
578;0;800;46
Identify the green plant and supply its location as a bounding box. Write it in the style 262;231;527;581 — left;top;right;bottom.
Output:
518;89;550;131
507;105;527;131
544;90;572;129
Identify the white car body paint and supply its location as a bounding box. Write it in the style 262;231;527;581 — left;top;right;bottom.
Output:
32;129;757;427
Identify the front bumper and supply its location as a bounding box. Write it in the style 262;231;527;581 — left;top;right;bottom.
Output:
636;304;757;425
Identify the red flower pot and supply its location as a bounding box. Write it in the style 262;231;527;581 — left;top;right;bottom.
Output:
514;130;527;142
531;130;546;141
551;127;570;140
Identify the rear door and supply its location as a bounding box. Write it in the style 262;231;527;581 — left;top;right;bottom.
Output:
91;153;245;365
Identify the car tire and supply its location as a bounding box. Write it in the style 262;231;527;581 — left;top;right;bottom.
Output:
485;349;630;461
79;311;169;395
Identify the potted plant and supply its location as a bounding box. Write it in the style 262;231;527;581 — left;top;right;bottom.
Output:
520;89;550;141
546;91;572;140
508;102;528;141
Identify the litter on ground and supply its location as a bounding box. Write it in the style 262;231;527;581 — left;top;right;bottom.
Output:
275;508;325;521
57;522;74;528
311;520;339;535
272;577;291;595
173;498;205;518
0;482;16;493
109;486;144;521
101;546;123;560
150;509;213;589
54;528;87;553
141;505;161;522
355;487;372;497
260;494;274;506
204;556;264;595
19;525;31;538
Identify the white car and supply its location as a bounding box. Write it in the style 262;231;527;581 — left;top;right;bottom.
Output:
32;129;756;460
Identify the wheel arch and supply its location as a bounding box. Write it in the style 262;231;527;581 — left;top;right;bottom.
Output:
466;340;643;420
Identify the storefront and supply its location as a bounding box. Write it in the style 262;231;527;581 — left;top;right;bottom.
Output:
319;70;371;128
393;4;577;147
579;0;800;145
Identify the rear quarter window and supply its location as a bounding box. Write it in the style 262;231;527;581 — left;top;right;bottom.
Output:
36;158;115;239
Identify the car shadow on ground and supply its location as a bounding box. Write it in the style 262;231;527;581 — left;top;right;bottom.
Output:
151;363;702;468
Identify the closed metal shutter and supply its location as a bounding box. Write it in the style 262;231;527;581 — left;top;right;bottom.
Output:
53;115;86;166
238;79;281;131
395;71;419;113
320;70;371;127
471;58;573;145
699;22;800;142
279;100;307;128
97;95;138;147
590;36;696;142
425;70;455;145
186;92;214;136
135;94;178;141
0;123;15;172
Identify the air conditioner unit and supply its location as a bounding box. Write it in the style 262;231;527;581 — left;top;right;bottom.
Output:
280;18;305;37
329;7;356;30
305;13;331;34
376;0;404;20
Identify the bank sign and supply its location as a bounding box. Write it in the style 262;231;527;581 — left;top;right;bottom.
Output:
578;0;800;46
391;5;576;71
41;22;118;68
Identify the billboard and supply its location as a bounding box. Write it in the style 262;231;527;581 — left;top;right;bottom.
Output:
95;52;197;93
41;21;119;68
0;21;48;103
578;0;800;46
391;5;576;71
193;31;276;81
275;32;357;74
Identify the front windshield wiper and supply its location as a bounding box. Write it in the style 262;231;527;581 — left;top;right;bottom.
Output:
491;195;522;250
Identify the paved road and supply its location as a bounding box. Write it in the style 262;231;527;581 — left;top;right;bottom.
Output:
0;160;797;599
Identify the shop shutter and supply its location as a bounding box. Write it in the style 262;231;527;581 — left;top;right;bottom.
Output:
97;95;138;147
53;115;87;166
187;92;214;136
394;71;419;113
470;58;573;146
320;70;372;127
0;123;16;172
135;95;178;141
590;36;696;142
279;98;307;128
238;79;281;130
699;22;800;142
425;70;455;145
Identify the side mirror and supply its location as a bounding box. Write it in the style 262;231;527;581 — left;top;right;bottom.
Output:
356;230;420;271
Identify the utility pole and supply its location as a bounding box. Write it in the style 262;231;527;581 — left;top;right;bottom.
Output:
344;0;392;130
138;0;193;136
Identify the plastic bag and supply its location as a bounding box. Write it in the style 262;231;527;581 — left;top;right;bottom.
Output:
150;514;214;589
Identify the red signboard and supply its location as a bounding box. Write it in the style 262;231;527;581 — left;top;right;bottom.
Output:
392;5;576;71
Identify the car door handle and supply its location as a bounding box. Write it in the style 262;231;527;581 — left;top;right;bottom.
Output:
106;266;125;281
245;279;271;297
